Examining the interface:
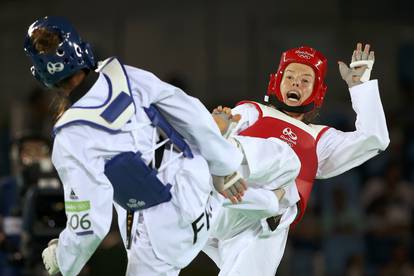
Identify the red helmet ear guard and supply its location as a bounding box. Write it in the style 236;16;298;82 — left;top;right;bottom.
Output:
266;46;328;111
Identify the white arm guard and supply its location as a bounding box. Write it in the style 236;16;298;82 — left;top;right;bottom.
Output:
223;171;243;190
223;121;238;139
350;60;374;82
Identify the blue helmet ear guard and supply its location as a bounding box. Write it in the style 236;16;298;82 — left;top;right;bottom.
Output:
23;16;96;88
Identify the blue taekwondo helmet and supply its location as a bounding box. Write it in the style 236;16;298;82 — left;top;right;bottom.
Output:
24;16;96;88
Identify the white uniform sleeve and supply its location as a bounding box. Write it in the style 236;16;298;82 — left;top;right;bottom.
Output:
52;126;114;276
126;66;242;176
316;80;390;179
228;103;260;135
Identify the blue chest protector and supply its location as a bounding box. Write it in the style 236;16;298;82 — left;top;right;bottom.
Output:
105;104;194;249
104;104;193;212
54;58;193;213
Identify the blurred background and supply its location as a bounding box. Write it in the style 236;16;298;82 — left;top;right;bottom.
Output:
1;0;414;275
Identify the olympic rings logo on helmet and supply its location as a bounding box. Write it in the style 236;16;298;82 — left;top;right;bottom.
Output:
47;62;64;74
294;50;314;59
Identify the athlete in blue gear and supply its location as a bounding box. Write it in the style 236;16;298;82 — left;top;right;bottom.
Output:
24;16;248;276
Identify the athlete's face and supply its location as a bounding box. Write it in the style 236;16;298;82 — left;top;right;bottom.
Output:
280;63;315;106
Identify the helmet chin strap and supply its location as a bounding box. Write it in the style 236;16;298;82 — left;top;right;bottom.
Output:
266;96;315;113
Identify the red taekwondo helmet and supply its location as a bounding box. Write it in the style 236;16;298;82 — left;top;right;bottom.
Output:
266;46;328;113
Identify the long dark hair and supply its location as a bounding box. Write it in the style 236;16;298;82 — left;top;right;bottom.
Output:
49;91;70;121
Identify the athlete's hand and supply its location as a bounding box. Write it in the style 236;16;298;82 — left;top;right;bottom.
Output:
338;42;375;88
212;172;247;204
212;106;241;138
42;238;60;275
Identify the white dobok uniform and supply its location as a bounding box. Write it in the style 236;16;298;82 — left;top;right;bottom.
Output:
203;80;390;276
51;57;248;276
51;57;305;276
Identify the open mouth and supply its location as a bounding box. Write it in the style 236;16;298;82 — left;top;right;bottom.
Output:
286;91;301;102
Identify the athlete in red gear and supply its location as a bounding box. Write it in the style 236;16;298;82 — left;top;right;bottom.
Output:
205;43;389;276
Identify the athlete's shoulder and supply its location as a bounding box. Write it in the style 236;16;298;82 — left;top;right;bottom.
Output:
123;64;162;84
308;124;331;141
97;58;162;89
234;100;264;113
308;123;330;132
231;101;258;116
236;100;260;108
54;58;136;135
54;122;104;144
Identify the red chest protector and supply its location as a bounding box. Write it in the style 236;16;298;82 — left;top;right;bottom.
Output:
237;101;329;225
